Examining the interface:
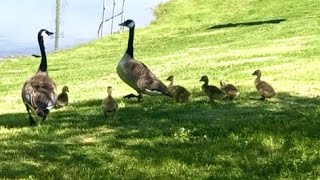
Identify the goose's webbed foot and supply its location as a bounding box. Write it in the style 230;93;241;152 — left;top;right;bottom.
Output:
124;94;142;101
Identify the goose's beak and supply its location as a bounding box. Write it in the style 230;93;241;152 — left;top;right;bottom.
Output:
119;22;125;26
47;31;54;36
32;54;41;58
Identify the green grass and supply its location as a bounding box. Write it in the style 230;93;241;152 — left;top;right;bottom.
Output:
1;0;320;179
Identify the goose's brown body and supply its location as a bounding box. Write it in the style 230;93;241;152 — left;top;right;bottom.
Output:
22;75;56;115
117;54;169;97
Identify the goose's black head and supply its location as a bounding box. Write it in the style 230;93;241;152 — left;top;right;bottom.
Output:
199;75;209;82
62;86;69;93
220;80;225;87
166;75;174;81
119;19;135;28
38;29;54;40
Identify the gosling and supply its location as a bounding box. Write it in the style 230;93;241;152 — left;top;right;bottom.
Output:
200;75;226;103
252;70;276;100
166;75;190;103
101;86;118;117
56;86;69;108
220;81;239;100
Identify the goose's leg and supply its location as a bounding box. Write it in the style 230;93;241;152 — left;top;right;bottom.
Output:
40;109;49;125
124;92;143;101
25;104;36;126
137;94;142;102
259;96;266;101
40;116;47;125
208;97;214;103
123;93;140;99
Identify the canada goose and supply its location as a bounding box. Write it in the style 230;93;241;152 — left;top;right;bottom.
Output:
252;70;276;100
101;86;118;117
21;29;57;126
200;75;226;103
220;81;239;100
166;75;190;103
56;86;69;108
117;19;171;101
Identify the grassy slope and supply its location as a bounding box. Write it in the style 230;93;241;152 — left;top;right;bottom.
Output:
1;0;320;179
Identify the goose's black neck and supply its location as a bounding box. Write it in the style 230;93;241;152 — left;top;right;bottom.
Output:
169;80;173;86
38;35;47;72
126;25;135;58
202;80;209;88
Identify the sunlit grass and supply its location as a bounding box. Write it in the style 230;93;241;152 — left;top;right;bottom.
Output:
1;0;320;179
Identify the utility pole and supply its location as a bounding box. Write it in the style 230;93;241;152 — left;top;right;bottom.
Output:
55;0;61;50
110;0;116;34
100;0;106;38
120;0;126;30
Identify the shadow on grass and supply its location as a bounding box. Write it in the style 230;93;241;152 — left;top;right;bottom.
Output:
208;18;286;30
0;92;319;178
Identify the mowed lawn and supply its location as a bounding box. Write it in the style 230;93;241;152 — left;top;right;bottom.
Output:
0;0;320;179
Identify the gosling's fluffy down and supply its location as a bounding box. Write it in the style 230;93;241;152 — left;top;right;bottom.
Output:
220;81;239;100
101;86;118;117
166;75;190;103
56;86;69;108
252;70;276;100
200;75;226;103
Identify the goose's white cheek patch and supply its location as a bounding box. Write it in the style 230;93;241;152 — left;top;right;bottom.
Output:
128;22;135;28
41;31;49;38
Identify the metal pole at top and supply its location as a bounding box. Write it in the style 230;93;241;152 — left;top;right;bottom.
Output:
110;0;116;34
120;0;126;30
100;0;106;38
55;0;61;50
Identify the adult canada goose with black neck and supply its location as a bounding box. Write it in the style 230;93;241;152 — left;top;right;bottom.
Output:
252;70;276;100
200;75;226;103
21;29;57;126
166;75;190;103
117;19;171;101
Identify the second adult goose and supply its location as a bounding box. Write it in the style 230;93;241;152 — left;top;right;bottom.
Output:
21;29;57;126
252;70;276;100
200;75;226;103
117;19;171;101
166;75;190;103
